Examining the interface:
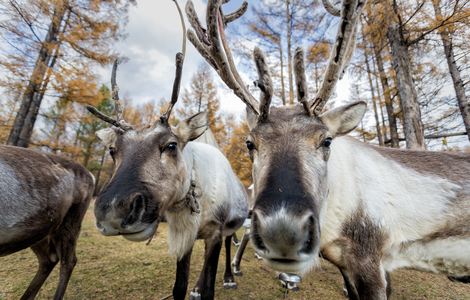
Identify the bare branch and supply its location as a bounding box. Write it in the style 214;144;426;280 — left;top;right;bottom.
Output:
253;47;273;122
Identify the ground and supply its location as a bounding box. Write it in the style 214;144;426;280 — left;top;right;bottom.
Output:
1;207;470;300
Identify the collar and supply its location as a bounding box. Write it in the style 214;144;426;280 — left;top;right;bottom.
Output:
167;168;200;214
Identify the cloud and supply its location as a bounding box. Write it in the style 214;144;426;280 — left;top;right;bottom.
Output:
96;0;208;105
95;0;352;118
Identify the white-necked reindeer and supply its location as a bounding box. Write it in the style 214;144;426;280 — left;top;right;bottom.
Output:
187;0;470;299
86;3;248;299
0;145;94;299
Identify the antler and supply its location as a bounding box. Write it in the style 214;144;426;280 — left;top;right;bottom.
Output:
186;0;264;116
87;58;133;131
160;0;186;125
294;48;311;116
308;0;366;115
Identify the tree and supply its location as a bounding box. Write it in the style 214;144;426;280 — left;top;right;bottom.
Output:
432;0;470;142
386;1;425;149
1;0;133;147
224;121;252;187
178;65;227;146
242;0;326;106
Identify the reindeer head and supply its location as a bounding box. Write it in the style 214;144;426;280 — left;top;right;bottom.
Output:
87;0;208;242
187;0;366;273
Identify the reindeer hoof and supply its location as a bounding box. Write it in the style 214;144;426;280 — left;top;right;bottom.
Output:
189;290;201;300
232;265;243;276
223;279;237;289
343;285;349;297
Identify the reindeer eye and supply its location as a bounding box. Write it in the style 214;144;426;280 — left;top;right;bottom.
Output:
246;141;256;151
165;142;177;151
322;137;332;148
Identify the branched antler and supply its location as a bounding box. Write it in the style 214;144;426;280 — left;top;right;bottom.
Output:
186;0;262;115
309;0;366;115
86;58;133;131
161;0;186;125
253;47;273;123
322;0;341;16
293;48;311;116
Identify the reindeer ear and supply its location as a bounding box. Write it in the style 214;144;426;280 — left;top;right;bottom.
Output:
96;128;118;147
176;111;209;142
246;107;258;130
320;101;366;137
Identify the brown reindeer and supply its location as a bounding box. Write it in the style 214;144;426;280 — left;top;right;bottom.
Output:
187;0;470;299
0;145;94;299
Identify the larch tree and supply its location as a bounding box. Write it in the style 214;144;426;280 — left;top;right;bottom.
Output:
241;0;327;106
0;0;133;147
177;65;227;147
432;0;470;141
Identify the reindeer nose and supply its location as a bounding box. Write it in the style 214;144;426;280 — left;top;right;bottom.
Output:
122;193;147;227
251;209;318;259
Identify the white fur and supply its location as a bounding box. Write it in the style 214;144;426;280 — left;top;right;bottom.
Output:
321;137;468;275
165;208;200;260
164;141;248;260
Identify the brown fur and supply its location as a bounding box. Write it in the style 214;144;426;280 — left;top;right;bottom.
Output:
0;145;94;299
371;142;470;184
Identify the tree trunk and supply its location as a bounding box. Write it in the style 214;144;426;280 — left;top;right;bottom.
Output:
371;51;389;142
279;40;287;106
363;45;384;146
7;2;67;147
373;43;400;148
286;0;294;105
432;0;470;142
387;7;424;150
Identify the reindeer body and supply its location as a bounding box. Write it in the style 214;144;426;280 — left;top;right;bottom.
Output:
320;137;470;298
0;145;94;299
165;141;249;260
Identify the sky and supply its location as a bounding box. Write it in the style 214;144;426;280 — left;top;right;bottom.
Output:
96;0;352;118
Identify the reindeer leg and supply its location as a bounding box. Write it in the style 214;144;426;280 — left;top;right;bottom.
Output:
52;201;88;300
232;232;240;246
173;248;193;300
385;271;392;298
339;268;359;300
190;234;222;300
342;264;388;300
231;229;249;276
20;239;58;300
223;235;237;289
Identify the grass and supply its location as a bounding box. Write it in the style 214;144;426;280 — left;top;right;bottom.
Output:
1;206;470;300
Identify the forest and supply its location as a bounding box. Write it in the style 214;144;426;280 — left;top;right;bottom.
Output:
0;0;469;191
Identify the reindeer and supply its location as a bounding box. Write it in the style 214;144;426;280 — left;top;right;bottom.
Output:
0;145;94;299
86;2;248;300
187;0;470;299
